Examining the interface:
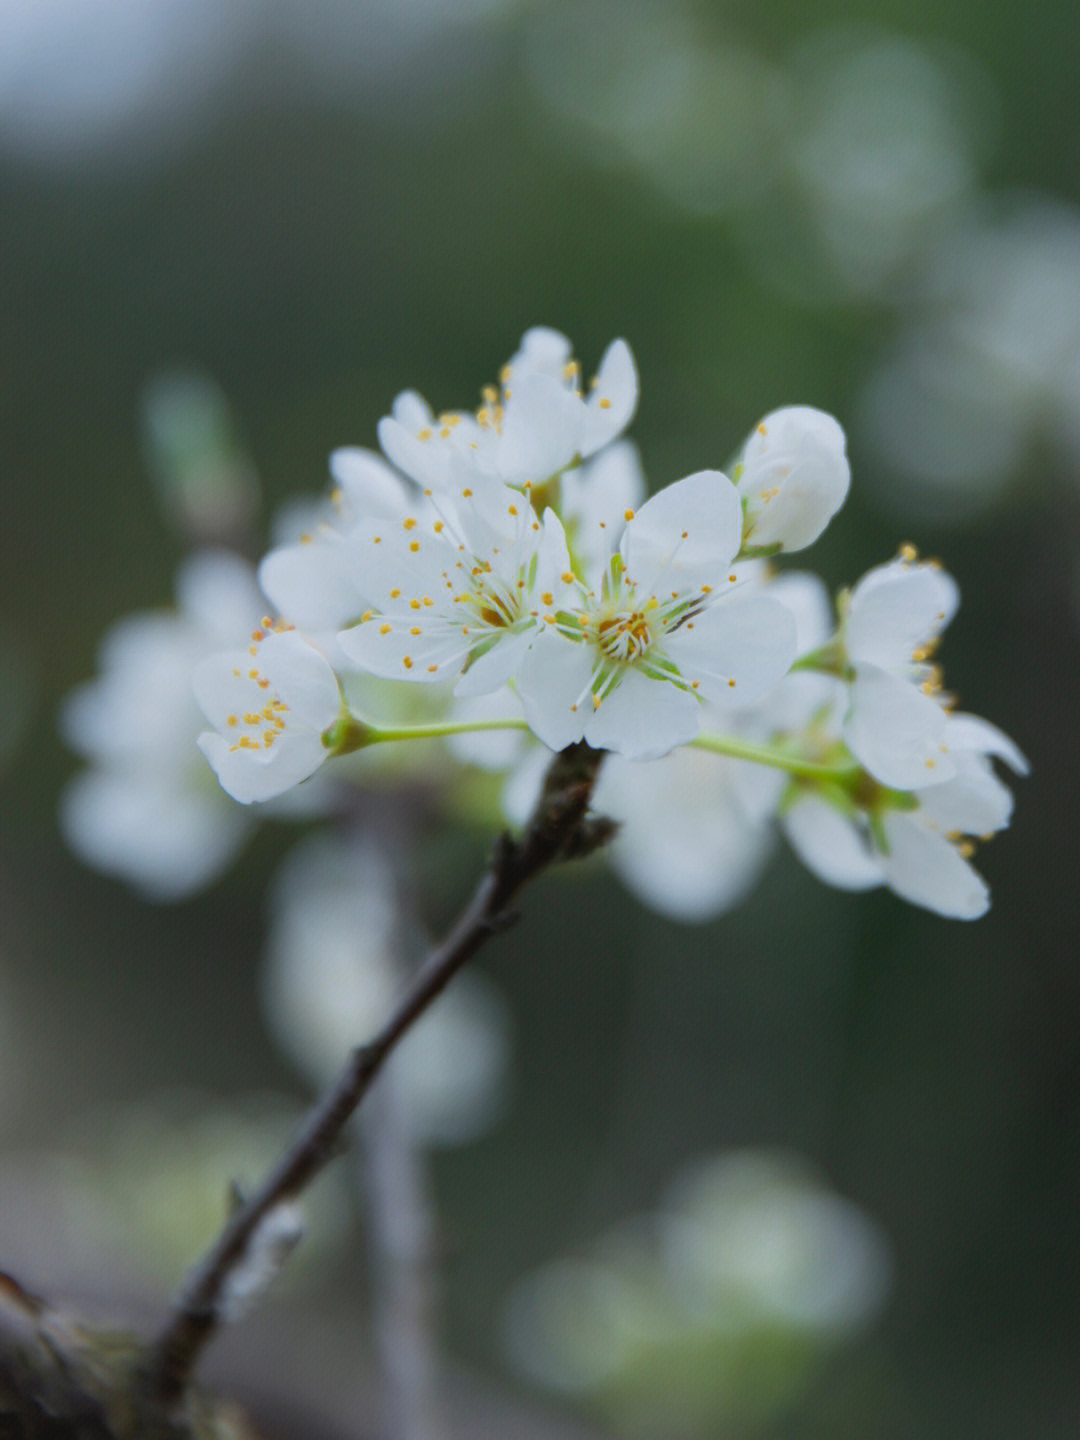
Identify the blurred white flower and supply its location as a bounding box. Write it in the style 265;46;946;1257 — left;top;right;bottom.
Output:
59;551;265;898
0;0;248;169
0;1092;347;1299
501;1148;892;1434
857;195;1080;520
262;833;511;1147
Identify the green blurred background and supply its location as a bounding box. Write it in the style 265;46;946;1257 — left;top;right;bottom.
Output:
2;1;1078;1436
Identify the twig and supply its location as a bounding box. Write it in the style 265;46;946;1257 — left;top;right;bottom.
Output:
139;741;609;1411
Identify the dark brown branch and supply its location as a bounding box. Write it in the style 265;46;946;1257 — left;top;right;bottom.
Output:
139;742;609;1412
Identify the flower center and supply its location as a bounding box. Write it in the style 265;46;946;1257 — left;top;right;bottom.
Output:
596;608;653;663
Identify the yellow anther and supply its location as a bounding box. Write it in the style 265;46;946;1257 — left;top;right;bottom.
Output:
624;508;635;521
409;540;420;552
380;623;392;635
418;427;432;441
404;517;417;530
598;397;611;409
403;656;413;670
410;626;422;635
390;588;401;599
899;542;918;561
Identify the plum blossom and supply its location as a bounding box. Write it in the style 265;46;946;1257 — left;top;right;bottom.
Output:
194;627;344;803
782;706;1027;919
259;447;413;639
335;479;575;698
840;554;961;789
733;406;850;553
377;328;637;496
512;471;798;759
59;550;265;898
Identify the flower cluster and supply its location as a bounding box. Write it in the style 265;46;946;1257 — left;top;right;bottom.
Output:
62;329;1025;921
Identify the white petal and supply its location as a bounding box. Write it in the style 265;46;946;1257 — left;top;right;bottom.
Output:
389;389;435;430
622;471;741;593
259;537;366;633
844;667;955;789
596;750;775;921
377;415;457;491
328;447;412;516
337;617;467;684
738;406;850;551
174;551;263;642
666;596;797;708
846;561;959;673
581;339;638;455
560;440;646;568
767;570;835;655
198;729;329;804
944;712;1029;774
782;797;883;890
514;634;593;751
503;375;595;485
878;813;989;919
914;754;1014;835
257;632;343;728
454;629;536;698
510;328;573;379
583;667;702;760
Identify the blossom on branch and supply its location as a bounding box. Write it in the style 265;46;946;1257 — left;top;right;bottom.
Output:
512;472;798;758
194;627;344;803
377;328;638;496
734;406;850;553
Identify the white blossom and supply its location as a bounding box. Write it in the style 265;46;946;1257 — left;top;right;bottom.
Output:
58;551;264;898
840;555;962;789
734;406;850;552
513;471;798;759
782;710;1027;919
194;627;344;804
377;328;637;495
335;479;574;697
259;446;412;637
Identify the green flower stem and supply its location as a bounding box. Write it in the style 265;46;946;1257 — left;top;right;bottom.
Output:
365;717;531;746
331;712;858;786
691;731;861;784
